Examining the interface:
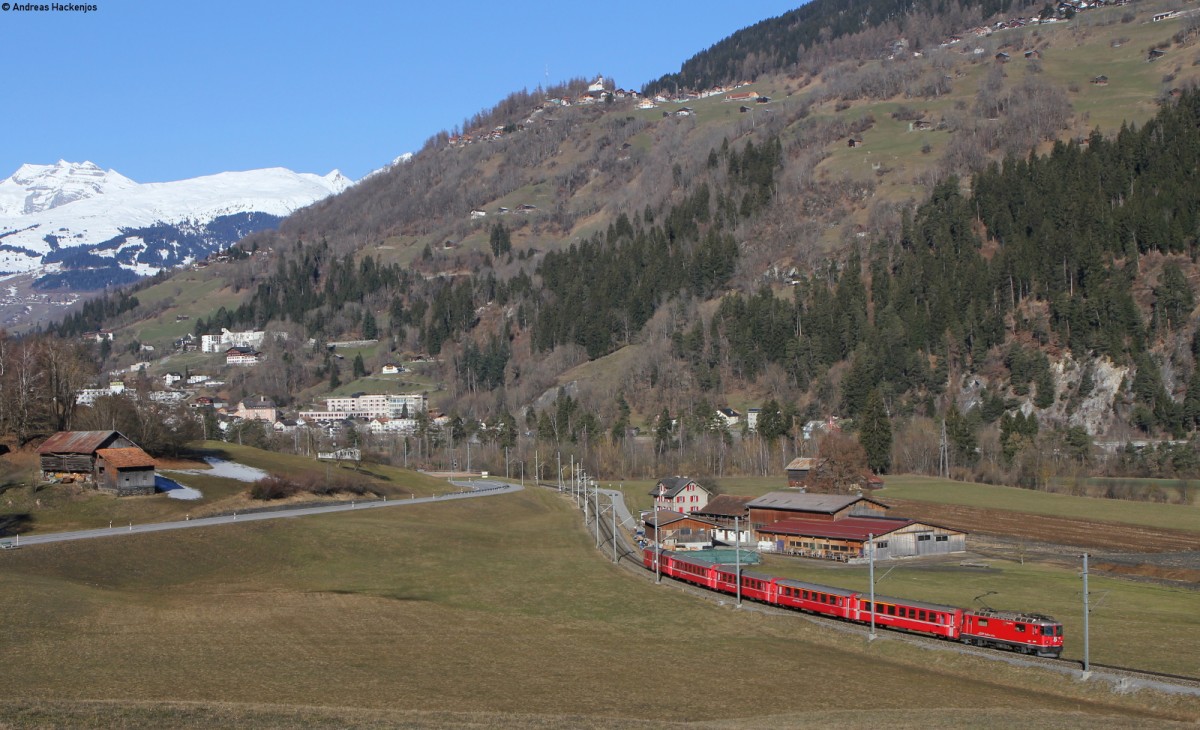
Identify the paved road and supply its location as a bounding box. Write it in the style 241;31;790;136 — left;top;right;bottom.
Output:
3;479;521;548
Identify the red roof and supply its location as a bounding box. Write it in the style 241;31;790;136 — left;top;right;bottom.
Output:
758;516;919;541
96;447;156;469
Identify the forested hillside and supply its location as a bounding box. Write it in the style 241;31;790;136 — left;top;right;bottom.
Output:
644;0;1021;94
27;0;1200;488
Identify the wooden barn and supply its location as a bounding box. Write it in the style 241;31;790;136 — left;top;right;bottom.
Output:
691;494;755;545
95;447;157;496
37;431;156;496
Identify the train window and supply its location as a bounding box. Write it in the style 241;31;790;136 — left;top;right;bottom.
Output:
918;610;927;621
888;605;897;616
1041;626;1053;636
1015;624;1026;633
978;618;989;627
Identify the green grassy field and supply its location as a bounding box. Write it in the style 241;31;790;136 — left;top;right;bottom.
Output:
0;487;1195;727
878;475;1200;533
0;443;451;536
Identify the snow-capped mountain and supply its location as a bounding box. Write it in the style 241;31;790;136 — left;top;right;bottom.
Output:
362;152;413;180
0;160;138;216
0;162;353;290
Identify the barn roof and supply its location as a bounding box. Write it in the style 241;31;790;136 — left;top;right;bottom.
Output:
692;494;753;518
37;431;124;455
756;516;961;542
747;491;888;513
785;457;822;471
644;510;717;529
96;447;156;469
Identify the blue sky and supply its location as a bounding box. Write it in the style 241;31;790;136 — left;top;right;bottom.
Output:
2;1;804;182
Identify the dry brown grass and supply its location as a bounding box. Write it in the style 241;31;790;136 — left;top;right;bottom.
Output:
0;489;1196;727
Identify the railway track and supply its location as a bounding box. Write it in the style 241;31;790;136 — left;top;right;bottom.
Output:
544;479;1200;698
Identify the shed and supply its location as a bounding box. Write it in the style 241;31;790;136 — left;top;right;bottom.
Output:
95;447;157;496
644;510;718;550
785;457;825;487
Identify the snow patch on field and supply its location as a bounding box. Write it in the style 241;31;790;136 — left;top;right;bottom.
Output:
174;457;268;482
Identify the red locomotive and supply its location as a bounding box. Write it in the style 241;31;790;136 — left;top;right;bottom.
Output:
644;548;1063;657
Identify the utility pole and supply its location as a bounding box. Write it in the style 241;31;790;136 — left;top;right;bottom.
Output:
611;492;618;563
735;515;742;606
655;484;664;583
597;480;604;547
1082;553;1090;674
939;419;949;478
869;532;877;640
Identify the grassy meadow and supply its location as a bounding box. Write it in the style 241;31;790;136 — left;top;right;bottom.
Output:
877;475;1200;533
0;442;451;536
0;487;1197;727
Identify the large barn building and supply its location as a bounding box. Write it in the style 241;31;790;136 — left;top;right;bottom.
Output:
37;430;157;497
746;492;966;560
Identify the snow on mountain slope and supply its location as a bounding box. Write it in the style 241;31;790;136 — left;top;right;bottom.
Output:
0;164;354;275
0;160;137;216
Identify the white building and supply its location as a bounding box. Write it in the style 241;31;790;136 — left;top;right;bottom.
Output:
299;392;428;421
201;328;286;353
74;380;126;406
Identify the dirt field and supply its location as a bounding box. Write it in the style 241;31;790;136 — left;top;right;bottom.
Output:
883;498;1200;582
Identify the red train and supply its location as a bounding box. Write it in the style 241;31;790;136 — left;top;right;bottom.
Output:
644;548;1064;657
